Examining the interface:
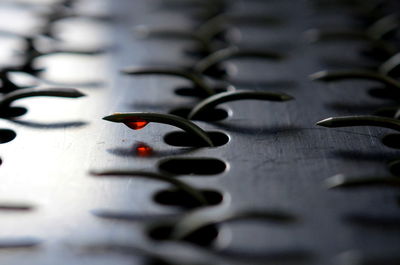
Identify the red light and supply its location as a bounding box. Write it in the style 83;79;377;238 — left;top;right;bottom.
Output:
123;118;149;130
135;143;153;157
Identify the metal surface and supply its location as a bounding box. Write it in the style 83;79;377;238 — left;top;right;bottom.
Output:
0;0;399;265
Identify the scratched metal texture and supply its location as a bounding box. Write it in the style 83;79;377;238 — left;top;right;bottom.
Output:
0;0;399;265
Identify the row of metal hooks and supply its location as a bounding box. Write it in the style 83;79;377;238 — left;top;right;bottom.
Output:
300;1;400;264
309;0;400;187
93;1;400;264
309;0;400;251
91;0;302;264
8;0;399;263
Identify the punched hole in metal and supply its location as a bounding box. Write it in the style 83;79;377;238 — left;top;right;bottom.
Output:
164;131;229;147
158;157;227;176
153;189;223;208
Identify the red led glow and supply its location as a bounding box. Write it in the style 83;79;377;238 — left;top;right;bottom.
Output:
135;143;153;157
123;118;149;130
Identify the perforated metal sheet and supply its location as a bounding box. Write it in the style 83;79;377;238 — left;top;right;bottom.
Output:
0;1;399;265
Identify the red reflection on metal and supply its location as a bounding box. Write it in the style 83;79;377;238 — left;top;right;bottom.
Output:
135;143;153;157
123;118;149;130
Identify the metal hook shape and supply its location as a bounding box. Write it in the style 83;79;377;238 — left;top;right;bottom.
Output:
0;87;85;110
121;67;216;96
326;174;400;188
316;115;400;131
188;90;293;119
170;208;295;240
122;46;284;95
193;46;284;74
103;112;214;147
